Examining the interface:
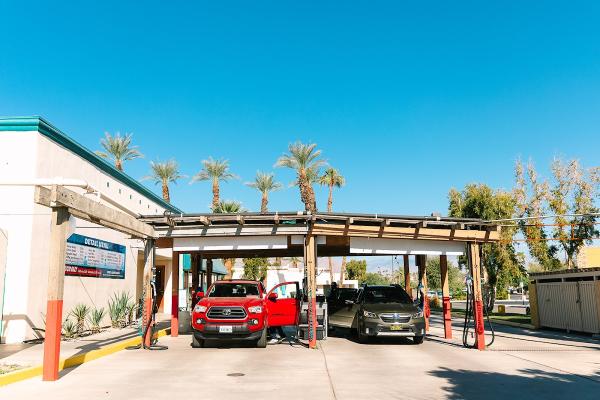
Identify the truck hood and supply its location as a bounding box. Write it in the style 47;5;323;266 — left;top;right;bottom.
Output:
200;297;262;307
363;302;418;314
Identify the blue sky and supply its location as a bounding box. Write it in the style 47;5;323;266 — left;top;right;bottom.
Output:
1;1;599;217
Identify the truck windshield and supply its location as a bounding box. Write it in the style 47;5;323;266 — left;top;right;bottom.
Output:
363;286;413;304
208;283;260;298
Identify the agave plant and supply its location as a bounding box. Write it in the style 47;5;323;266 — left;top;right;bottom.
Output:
62;319;78;339
70;303;91;336
126;301;137;326
108;291;133;328
87;307;106;334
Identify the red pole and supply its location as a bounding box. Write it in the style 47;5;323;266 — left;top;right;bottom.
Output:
171;251;179;337
43;207;69;381
469;243;486;350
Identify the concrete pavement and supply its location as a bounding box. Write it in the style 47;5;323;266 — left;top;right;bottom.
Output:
1;316;599;400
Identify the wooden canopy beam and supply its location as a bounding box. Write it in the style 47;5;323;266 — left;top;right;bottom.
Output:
34;185;155;239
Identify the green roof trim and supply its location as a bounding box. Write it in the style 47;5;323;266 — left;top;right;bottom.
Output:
0;116;182;213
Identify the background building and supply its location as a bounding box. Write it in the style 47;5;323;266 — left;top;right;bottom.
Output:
0;117;182;344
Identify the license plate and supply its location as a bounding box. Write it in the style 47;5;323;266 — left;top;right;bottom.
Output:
219;326;233;333
390;325;403;331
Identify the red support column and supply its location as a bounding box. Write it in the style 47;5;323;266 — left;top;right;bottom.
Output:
417;255;430;332
43;207;69;381
469;243;486;350
440;255;452;339
171;251;180;337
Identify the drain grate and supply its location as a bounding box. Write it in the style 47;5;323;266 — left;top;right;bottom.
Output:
227;372;245;377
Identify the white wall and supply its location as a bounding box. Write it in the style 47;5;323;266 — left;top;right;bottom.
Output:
0;130;173;343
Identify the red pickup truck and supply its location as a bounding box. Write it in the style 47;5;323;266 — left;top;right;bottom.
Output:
191;279;300;348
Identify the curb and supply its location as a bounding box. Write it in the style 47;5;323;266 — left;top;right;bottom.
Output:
0;328;170;387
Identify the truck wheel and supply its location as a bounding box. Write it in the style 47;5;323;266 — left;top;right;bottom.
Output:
192;334;204;348
412;335;424;345
256;327;267;348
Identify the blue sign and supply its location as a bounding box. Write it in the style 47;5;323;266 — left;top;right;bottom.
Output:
65;234;126;279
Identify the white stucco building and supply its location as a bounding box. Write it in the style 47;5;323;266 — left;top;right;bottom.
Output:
0;116;182;344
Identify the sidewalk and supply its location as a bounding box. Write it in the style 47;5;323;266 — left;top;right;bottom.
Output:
1;314;171;377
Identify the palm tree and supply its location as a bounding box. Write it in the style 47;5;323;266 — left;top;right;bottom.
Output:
289;257;301;268
275;142;325;213
318;167;346;284
213;200;245;278
212;200;245;214
246;172;282;213
95;132;143;171
319;167;345;213
190;157;237;211
142;160;185;203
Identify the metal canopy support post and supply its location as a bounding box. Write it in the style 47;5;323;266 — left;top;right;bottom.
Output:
143;239;155;348
468;243;486;350
191;254;200;306
440;255;452;339
305;235;318;349
403;254;412;298
42;207;70;381
206;259;213;288
171;251;180;337
417;255;429;332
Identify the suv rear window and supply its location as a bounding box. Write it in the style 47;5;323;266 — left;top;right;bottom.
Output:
208;283;260;298
362;286;413;304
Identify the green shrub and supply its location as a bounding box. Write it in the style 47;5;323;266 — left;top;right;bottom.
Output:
108;291;132;328
62;319;78;339
88;307;106;334
70;303;91;335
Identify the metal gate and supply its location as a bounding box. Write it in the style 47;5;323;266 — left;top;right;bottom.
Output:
537;280;600;334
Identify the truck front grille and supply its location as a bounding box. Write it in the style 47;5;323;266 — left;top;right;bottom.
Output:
207;306;247;320
379;313;411;323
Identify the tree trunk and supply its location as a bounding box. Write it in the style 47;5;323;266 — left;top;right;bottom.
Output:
224;258;234;279
339;256;347;286
115;159;123;171
328;257;334;285
261;193;268;213
212;178;220;211
162;181;170;203
327;184;333;213
307;184;317;213
298;170;311;212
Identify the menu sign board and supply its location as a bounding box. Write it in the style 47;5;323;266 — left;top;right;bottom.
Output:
65;234;126;279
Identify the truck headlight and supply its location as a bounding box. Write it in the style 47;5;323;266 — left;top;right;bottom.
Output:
248;305;263;314
363;310;377;318
194;305;207;313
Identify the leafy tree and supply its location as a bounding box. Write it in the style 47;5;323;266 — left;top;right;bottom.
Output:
448;183;524;310
95;132;143;171
345;259;367;282
242;258;269;281
142;160;185;203
288;257;302;268
191;157;237;211
245;171;282;213
363;272;390;285
515;158;599;270
425;258;464;294
275;141;325;213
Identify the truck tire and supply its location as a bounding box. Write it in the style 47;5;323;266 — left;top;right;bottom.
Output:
256;327;267;348
192;334;204;348
412;335;424;345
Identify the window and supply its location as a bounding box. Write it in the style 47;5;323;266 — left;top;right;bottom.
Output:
208;283;260;298
106;182;110;188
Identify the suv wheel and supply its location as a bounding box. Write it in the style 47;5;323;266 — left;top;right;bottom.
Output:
256;327;267;348
412;335;424;345
192;334;204;348
357;324;369;344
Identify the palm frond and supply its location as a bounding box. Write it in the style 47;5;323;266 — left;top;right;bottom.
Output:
245;171;282;194
213;200;246;213
142;160;185;185
318;167;345;188
191;157;237;183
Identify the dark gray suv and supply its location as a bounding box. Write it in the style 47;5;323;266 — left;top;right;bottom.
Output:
328;285;426;344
